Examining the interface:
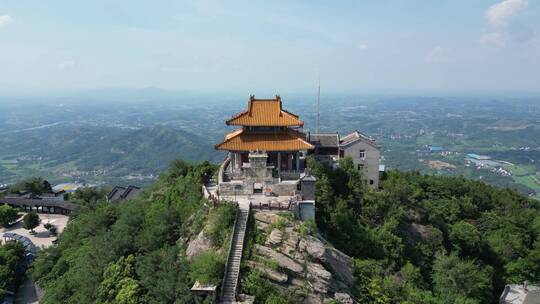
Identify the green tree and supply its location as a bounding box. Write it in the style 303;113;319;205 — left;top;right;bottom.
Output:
505;240;540;283
11;177;52;195
449;220;482;256
67;187;108;206
0;242;25;298
97;255;142;304
23;211;40;232
432;253;493;304
353;259;390;303
0;205;19;227
135;246;193;304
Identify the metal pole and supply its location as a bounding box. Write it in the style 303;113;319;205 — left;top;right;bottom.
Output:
316;78;320;134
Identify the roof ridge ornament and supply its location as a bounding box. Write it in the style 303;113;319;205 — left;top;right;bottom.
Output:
248;95;255;116
276;94;283;117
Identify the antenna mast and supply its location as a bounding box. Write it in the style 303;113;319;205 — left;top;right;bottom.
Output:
316;78;320;133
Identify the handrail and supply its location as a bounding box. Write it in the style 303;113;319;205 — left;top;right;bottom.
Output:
220;202;239;301
218;157;231;184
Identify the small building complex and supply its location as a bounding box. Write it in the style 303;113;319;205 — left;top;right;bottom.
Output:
214;95;382;197
308;131;381;188
210;94;381;303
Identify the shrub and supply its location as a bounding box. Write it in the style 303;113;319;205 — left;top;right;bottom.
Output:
268;217;288;232
205;204;236;247
242;270;274;302
299;219;317;237
189;250;225;285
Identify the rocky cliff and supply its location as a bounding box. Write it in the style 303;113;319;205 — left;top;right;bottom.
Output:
239;212;357;304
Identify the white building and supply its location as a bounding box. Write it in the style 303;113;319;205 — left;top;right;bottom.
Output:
308;130;381;188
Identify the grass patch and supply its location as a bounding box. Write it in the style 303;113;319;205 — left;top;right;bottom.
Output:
189;250;225;285
205;203;236;247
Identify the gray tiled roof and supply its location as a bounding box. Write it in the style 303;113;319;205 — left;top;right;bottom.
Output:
309;133;339;148
107;185;142;202
0;197;78;211
339;131;378;148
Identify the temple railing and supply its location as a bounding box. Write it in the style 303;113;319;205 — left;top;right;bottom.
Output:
279;170;302;181
218;157;231;184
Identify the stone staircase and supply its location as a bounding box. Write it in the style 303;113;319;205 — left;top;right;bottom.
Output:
220;205;250;303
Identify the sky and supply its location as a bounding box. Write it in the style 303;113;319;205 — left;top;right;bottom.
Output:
0;0;539;94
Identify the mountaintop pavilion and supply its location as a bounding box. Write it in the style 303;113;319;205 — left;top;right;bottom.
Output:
215;95;316;198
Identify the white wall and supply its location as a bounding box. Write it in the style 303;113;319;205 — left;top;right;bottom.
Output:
342;140;380;188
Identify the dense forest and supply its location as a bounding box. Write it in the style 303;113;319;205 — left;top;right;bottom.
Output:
309;157;540;304
28;157;540;304
30;160;233;304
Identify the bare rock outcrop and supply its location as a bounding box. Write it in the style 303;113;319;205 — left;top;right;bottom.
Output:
303;294;323;304
299;235;355;289
255;244;304;275
306;262;332;293
334;293;355;304
401;222;443;247
247;261;288;283
186;230;212;259
246;212;357;303
284;227;300;248
254;212;281;224
266;229;283;247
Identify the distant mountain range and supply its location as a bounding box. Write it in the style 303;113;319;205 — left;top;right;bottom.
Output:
0;124;222;184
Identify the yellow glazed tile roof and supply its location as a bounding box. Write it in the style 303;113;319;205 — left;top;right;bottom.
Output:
226;95;304;127
215;128;314;152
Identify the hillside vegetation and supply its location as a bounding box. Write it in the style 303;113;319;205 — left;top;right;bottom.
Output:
309;157;540;304
28;157;540;304
30;160;231;304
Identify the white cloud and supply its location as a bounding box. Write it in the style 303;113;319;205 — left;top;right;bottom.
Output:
481;0;531;47
0;15;13;27
485;0;528;27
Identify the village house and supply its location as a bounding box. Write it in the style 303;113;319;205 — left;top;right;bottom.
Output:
308;131;381;188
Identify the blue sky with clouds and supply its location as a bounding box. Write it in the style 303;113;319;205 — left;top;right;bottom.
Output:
0;0;539;93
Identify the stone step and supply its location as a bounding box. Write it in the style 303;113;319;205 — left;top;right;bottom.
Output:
220;206;251;304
